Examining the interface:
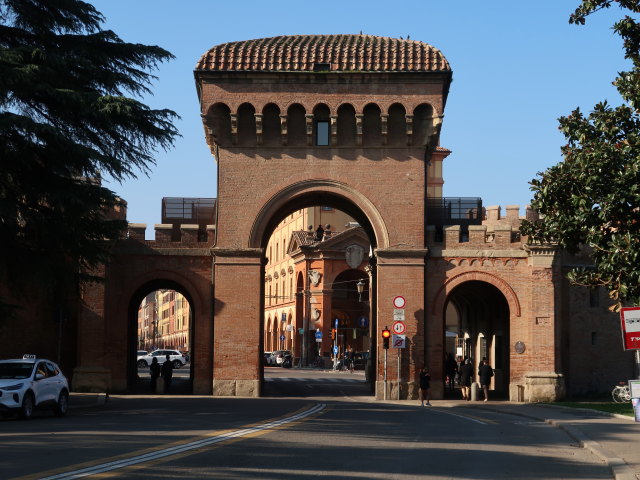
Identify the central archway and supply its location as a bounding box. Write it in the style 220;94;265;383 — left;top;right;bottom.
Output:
249;179;389;250
258;197;378;396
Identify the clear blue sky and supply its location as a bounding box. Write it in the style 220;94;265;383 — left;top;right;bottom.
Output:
91;0;628;233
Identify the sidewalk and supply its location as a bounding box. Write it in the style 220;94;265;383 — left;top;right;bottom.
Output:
477;402;639;480
69;392;109;409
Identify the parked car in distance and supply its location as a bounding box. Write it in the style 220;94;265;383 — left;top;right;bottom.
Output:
263;352;272;366
268;350;292;367
0;354;69;419
137;349;186;369
352;351;369;370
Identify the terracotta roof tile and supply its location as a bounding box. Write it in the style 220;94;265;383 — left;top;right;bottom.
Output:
196;34;450;73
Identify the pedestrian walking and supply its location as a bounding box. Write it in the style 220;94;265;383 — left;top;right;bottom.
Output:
149;357;160;393
419;366;431;406
459;358;474;401
478;359;494;402
346;346;354;373
160;354;173;394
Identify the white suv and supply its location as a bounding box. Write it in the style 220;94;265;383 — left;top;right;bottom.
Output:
0;355;69;419
137;349;185;369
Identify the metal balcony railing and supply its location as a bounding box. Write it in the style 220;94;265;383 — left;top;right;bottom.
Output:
426;197;483;226
161;197;216;226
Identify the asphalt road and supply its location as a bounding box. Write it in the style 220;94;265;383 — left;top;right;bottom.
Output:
2;369;610;480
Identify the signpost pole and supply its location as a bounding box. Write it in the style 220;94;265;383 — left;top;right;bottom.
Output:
397;349;401;400
636;349;640;379
384;349;388;401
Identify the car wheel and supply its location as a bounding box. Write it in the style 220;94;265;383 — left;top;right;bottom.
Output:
54;390;69;417
19;392;34;420
138;360;148;368
172;360;182;369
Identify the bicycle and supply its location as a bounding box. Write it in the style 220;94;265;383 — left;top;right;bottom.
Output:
312;356;324;369
612;382;631;403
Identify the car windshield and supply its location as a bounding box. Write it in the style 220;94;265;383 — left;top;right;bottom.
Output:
0;362;34;379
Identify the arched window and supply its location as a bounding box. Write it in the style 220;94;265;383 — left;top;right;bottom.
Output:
413;103;434;146
313;104;331;146
337;103;356;146
237;103;256;146
388;103;407;146
262;103;281;146
363;103;382;146
287;104;306;146
208;103;231;146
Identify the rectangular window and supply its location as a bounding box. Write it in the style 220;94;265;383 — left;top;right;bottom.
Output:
494;335;502;369
316;121;330;146
589;288;600;308
479;336;487;363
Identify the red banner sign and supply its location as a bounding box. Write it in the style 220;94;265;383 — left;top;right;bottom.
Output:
620;307;640;350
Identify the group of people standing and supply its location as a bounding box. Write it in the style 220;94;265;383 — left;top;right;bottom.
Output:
420;355;494;406
458;356;494;402
149;354;174;394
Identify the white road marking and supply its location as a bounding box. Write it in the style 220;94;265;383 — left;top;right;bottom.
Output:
36;403;326;480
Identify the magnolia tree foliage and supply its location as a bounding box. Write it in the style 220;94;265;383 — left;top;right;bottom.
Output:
0;0;178;308
521;0;640;311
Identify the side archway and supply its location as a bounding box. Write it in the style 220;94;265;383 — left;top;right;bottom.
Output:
431;271;521;318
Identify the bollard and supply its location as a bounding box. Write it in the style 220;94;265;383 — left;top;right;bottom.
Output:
470;382;480;401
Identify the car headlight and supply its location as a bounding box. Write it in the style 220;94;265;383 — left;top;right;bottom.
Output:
0;383;24;391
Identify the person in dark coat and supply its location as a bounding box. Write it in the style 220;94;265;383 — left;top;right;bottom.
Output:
478;359;494;402
419;366;431;406
160;354;173;394
459;358;474;401
149;357;160;393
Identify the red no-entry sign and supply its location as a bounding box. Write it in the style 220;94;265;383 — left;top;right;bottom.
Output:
620;307;640;350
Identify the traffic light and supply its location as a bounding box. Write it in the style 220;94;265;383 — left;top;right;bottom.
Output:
331;329;336;340
382;327;391;349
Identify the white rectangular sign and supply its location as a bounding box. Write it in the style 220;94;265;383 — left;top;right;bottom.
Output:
630;380;640;399
393;309;405;321
392;334;406;349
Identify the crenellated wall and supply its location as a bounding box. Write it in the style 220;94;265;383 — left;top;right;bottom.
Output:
427;204;537;251
126;223;216;245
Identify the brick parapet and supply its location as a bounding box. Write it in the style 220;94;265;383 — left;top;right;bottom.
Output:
484;204;539;229
427;205;539;251
125;223;213;247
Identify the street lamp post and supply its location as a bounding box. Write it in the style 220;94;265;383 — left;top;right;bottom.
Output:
356;279;366;302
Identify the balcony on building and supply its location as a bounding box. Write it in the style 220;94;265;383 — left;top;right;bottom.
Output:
162;197;216;241
426;197;482;242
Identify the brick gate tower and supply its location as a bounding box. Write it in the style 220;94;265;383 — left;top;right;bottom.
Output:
195;34;452;397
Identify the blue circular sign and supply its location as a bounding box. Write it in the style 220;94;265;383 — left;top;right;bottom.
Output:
358;316;369;327
333;346;338;355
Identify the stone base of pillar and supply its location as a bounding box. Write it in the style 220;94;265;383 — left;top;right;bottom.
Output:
375;381;425;400
213;379;260;397
72;367;110;393
509;372;565;402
